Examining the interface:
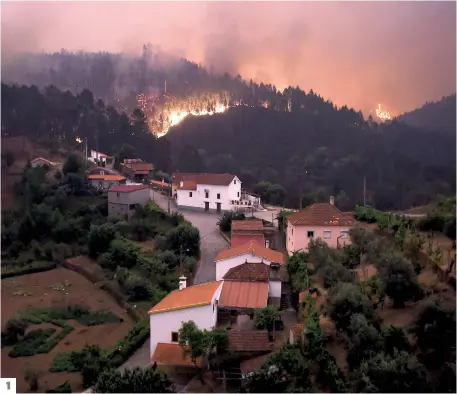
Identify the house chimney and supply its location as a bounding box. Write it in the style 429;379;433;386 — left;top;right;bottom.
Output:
330;196;335;206
265;240;270;249
179;276;187;290
180;181;184;188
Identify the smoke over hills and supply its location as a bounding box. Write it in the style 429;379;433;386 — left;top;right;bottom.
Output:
2;1;456;116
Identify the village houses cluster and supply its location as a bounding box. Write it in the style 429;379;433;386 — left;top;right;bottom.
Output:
31;151;355;373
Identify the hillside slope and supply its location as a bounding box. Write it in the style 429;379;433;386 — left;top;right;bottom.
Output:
396;94;456;135
167;106;455;211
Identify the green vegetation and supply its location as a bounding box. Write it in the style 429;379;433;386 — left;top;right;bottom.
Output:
1;260;56;279
253;306;281;331
46;381;72;393
178;321;229;368
93;367;174;393
217;211;246;232
3;306;121;357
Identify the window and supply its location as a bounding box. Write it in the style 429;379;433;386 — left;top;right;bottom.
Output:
237;192;240;197
129;204;137;211
234;179;236;184
205;191;209;198
292;228;293;235
116;192;120;198
341;230;349;239
171;332;179;342
307;231;314;238
323;230;332;239
189;192;193;197
217;193;220;199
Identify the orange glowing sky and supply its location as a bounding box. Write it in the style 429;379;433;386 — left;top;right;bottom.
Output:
1;1;456;116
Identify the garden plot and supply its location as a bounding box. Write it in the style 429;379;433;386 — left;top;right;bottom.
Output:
1;268;134;393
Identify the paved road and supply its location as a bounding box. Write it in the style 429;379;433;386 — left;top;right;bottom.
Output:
150;190;228;284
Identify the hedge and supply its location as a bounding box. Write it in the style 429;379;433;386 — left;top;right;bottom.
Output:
9;328;56;357
1;261;56;279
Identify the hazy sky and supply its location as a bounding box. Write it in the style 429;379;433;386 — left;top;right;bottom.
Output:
2;1;456;115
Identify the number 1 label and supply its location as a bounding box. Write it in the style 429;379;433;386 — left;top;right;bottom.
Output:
1;378;16;393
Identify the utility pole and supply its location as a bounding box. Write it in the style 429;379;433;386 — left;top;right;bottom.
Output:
85;137;88;170
363;175;367;206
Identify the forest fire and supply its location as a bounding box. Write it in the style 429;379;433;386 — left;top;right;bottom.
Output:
375;103;392;121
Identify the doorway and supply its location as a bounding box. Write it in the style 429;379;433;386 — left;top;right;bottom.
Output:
204;201;210;211
216;202;221;213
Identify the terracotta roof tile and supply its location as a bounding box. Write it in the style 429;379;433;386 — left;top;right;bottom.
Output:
127;163;153;171
88;174;126;181
178;181;197;190
231;234;265;248
109;184;149;193
152;343;203;367
215;241;285;264
287;202;354;226
149;281;222;314
219;281;268;309
228;330;272;352
232;220;264;232
150;180;171;187
172;172;237;186
223;263;270;282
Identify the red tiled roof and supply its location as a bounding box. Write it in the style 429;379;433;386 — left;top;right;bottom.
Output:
149;281;222;314
231;234;265;248
88;174;126;181
134;170;149;175
215;241;285;264
219;281;268;309
228;330;272;352
127;163;153;171
232;220;264;232
172;172;237;186
152;343;203;367
109;184;149;193
178;181;197;190
223;263;270;282
31;157;54;164
287;202;354;226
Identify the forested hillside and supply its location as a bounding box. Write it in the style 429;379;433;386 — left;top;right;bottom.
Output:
2;47;455;212
396;94;456;135
167;106;455;210
1;83;171;171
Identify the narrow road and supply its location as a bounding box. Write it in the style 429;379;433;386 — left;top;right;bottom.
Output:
150;190;228;284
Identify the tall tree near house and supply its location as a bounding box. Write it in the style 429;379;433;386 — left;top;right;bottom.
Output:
178;321;229;370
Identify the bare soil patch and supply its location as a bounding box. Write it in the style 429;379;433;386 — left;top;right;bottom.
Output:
1;268;134;393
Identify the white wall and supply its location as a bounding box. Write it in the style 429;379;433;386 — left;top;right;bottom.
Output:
149;282;223;358
176;176;241;211
216;254;275;281
150;304;214;357
108;188;150;205
269;281;282;298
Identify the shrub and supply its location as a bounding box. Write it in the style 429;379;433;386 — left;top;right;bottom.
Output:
9;328;56;357
217;211;246;232
46;380;72;393
327;282;375;332
88;223;117;257
164;223;200;258
254;306;281;331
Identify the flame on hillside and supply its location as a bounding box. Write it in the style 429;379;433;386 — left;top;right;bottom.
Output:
134;91;261;137
375;103;392;121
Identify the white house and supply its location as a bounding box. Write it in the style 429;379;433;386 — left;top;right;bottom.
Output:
149;279;223;367
172;173;243;213
215;240;285;298
31;157;58;167
88;149;114;168
108;184;150;217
